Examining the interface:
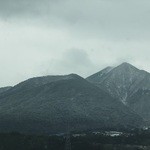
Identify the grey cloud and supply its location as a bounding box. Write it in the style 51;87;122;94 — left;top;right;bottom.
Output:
1;0;150;40
40;48;96;77
0;0;61;18
0;0;150;86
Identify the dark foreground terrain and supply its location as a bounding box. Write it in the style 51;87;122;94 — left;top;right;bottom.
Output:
0;129;150;150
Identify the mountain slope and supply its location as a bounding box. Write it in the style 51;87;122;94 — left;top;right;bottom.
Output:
127;89;150;123
0;74;143;134
0;86;12;94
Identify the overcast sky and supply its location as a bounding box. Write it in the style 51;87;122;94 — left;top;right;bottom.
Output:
0;0;150;86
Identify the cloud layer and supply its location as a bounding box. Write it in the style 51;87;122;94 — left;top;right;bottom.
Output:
0;0;150;86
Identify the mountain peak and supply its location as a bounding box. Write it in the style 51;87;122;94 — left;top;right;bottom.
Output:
87;62;150;105
66;73;83;79
118;62;134;68
115;62;139;71
121;62;131;65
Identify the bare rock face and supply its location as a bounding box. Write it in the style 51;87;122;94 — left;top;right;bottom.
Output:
0;74;143;134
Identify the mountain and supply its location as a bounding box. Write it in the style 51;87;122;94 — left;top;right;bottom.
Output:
0;86;12;94
0;74;143;134
87;62;150;104
87;62;150;122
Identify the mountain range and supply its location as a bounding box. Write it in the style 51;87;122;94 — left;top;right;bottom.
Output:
0;62;149;134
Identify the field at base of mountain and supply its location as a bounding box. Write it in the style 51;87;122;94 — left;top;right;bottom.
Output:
0;128;150;150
